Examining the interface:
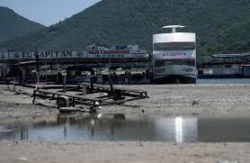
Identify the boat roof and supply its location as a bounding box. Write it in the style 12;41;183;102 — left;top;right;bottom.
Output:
162;25;185;29
162;25;186;33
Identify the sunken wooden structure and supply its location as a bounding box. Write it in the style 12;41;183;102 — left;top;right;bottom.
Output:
31;81;149;112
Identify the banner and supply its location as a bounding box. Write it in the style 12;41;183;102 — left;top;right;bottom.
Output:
0;50;149;60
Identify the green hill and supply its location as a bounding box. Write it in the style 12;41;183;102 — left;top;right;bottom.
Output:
204;21;250;54
2;0;250;59
0;6;45;43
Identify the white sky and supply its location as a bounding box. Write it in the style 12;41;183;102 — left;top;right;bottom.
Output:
0;0;100;26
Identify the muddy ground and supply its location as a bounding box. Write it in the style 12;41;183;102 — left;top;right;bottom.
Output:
0;84;250;163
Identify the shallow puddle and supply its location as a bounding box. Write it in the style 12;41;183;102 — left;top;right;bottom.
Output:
0;114;250;142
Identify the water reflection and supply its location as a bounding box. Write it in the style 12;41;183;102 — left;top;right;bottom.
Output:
1;115;250;142
0;114;198;142
198;117;250;142
154;116;197;143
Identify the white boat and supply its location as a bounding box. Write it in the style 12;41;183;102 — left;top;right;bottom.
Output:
152;25;197;84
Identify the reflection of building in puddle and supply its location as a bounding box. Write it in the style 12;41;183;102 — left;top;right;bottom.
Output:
0;126;28;140
20;126;29;140
0;114;197;142
85;115;197;142
154;116;197;143
175;117;183;143
4;116;250;142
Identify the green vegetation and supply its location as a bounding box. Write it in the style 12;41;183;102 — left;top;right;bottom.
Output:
1;0;250;60
205;21;250;54
0;6;45;43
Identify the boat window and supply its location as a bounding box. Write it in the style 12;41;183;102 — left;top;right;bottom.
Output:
154;60;165;67
187;60;196;66
170;60;187;65
154;43;195;51
164;60;195;66
154;60;196;66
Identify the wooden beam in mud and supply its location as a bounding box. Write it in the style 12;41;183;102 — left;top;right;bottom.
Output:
33;89;101;102
78;82;148;98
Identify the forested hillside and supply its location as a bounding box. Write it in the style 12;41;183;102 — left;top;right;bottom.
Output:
2;0;250;59
0;6;45;43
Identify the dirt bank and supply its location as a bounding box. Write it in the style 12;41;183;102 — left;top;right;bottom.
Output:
0;85;57;119
0;141;247;163
2;84;250;118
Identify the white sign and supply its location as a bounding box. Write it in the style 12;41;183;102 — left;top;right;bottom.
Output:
0;50;148;60
8;51;87;59
153;50;196;59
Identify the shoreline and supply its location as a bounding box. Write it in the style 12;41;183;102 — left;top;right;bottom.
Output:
2;83;250;118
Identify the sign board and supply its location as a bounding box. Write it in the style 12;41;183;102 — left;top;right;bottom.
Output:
153;50;196;59
0;50;148;61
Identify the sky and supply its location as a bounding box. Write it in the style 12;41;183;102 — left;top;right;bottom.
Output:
0;0;100;26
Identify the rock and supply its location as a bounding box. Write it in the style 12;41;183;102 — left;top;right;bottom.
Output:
19;156;28;161
217;160;239;163
192;100;199;106
192;112;198;116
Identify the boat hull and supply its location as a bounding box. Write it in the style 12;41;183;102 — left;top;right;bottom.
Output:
153;64;197;84
153;74;196;84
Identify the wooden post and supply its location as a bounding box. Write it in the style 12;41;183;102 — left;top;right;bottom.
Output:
82;85;86;95
7;80;10;90
90;77;94;91
63;75;66;93
35;54;40;84
109;79;114;94
72;98;75;107
13;83;16;92
32;90;36;103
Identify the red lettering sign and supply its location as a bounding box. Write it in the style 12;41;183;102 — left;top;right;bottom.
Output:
88;50;130;55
